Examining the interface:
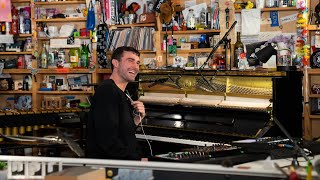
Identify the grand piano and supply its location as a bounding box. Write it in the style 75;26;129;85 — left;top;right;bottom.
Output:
130;69;304;164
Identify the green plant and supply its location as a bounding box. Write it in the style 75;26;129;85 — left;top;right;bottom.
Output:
0;162;7;170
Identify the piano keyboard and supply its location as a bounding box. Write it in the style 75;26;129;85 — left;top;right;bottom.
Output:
135;134;224;147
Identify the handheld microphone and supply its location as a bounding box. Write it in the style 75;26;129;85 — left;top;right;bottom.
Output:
125;93;140;116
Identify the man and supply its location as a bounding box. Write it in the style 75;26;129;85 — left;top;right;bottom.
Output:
87;46;146;160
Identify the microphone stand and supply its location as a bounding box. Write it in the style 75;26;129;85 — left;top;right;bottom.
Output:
272;116;310;164
198;21;237;90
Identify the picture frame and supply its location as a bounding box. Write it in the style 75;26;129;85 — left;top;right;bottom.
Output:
67;74;89;91
48;75;56;84
14;95;32;110
55;78;64;86
14;80;23;91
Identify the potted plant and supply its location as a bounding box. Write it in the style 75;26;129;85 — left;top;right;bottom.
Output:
0;161;7;180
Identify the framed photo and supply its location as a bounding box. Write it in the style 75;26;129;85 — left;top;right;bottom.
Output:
186;56;195;67
14;95;32;110
146;0;155;13
48;75;56;84
173;56;186;68
14;80;23;90
55;78;64;86
197;57;207;68
67;75;89;90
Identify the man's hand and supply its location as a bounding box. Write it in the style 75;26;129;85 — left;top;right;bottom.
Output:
132;101;145;125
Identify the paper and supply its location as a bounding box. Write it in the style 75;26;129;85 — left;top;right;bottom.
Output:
50;38;81;48
184;0;196;8
241;9;260;36
280;13;298;24
0;35;13;44
235;13;242;32
182;3;207;19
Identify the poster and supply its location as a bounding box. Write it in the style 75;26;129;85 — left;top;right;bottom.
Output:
0;0;12;22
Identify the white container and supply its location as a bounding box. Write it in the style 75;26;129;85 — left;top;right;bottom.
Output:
256;0;265;8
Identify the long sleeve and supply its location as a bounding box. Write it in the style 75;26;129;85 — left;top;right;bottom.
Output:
87;80;140;160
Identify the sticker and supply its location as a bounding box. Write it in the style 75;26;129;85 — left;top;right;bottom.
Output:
270;11;279;27
280;13;298;24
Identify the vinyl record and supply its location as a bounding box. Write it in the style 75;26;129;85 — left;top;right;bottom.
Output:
311;50;320;68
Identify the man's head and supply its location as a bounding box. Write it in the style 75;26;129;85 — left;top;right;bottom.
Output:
111;46;140;83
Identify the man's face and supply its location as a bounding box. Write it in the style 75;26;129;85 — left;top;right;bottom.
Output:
148;3;153;10
117;51;140;82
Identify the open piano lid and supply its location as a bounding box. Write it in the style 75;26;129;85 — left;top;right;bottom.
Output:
138;93;272;141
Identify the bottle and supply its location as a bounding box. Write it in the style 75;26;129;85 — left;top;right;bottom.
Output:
80;42;89;68
186;9;196;30
17;55;24;69
1;23;5;35
19;9;24;34
234;31;244;69
11;6;19;35
47;48;55;68
199;8;207;29
41;43;48;68
69;48;80;68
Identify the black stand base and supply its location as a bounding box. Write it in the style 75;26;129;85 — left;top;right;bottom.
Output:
277;66;297;71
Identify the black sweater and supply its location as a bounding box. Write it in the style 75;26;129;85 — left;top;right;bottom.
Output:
86;79;141;160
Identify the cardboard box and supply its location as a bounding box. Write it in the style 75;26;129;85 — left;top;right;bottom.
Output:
45;167;105;180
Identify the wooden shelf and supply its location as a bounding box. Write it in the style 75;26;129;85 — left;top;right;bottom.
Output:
96;69;112;74
0;108;89;115
160;29;220;35
309;94;320;98
235;7;298;13
111;23;155;28
19;34;32;37
35;18;86;22
11;0;30;3
0;91;32;94
2;69;31;74
36;108;89;113
0;52;32;55
139;69;287;77
107;50;155;55
161;48;223;54
139;50;156;53
309;115;320;119
37;36;90;40
35;1;85;5
38;68;92;74
305;68;320;75
308;25;318;31
37;91;93;94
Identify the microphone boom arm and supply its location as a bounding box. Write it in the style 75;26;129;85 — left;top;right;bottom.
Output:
198;21;237;72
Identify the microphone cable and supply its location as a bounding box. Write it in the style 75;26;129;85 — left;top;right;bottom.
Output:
125;92;153;157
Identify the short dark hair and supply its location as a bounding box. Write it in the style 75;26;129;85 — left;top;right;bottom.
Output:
111;46;140;71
